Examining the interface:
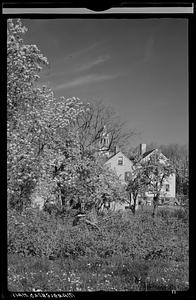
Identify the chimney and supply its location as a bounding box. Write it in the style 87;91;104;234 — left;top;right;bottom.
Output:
115;145;120;154
140;143;146;155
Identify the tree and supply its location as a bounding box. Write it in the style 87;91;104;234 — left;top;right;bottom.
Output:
47;131;128;214
7;18;48;210
159;144;189;197
7;19;87;210
129;142;189;202
75;100;136;155
7;19;48;123
126;166;148;215
141;151;175;218
7;19;128;214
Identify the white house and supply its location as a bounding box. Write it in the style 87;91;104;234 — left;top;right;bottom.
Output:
103;143;176;209
139;144;176;202
104;149;134;210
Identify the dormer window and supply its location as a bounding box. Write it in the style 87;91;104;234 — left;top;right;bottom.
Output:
118;156;123;165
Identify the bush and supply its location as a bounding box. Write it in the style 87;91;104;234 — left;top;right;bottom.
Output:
8;206;188;263
171;207;189;222
8;206;188;291
8;207;61;257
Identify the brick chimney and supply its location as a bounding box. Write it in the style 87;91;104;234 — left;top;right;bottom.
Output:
140;143;146;155
115;145;120;154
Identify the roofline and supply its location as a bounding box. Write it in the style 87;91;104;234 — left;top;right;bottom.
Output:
105;150;132;164
140;148;156;160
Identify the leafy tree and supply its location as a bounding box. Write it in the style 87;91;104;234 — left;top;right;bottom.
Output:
7;19;87;210
7;19;128;214
141;151;175;217
46;130;128;214
129;143;189;203
159;144;189;197
7;19;48;122
126;165;148;215
7;18;48;210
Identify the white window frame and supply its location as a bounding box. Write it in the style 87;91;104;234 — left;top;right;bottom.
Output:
118;156;123;165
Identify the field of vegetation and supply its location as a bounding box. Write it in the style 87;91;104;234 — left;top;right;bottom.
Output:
8;205;189;292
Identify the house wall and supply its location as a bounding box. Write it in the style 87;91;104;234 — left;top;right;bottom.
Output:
104;151;133;184
104;152;137;211
164;173;176;198
142;150;176;199
145;173;176;199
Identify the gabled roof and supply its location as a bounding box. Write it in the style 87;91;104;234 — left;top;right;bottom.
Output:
105;150;133;164
141;149;156;159
106;150;121;161
140;148;169;165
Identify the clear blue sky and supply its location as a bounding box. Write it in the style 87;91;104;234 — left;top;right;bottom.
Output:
22;18;188;147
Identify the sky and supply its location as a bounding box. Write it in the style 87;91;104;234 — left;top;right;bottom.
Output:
22;18;188;148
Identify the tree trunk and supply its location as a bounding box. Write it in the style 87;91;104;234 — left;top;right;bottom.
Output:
130;193;137;215
152;194;159;218
131;204;136;215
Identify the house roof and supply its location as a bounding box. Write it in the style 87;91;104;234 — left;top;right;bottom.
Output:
105;147;169;165
141;149;156;159
105;150;133;164
107;150;121;160
140;148;171;166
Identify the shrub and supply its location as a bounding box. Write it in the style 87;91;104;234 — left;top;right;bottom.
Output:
8;206;189;291
157;206;189;223
8;206;188;264
171;207;189;222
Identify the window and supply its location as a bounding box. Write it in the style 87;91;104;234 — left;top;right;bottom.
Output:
165;184;170;192
125;171;131;182
118;156;123;165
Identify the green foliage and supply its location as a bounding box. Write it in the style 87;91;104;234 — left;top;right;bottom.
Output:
126;167;149;214
8;207;188;262
7;18;48;210
141;151;175;194
157;206;189;223
7;19;126;212
160;144;189;196
7;19;89;210
8;206;189;291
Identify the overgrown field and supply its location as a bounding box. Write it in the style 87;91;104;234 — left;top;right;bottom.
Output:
8;206;189;292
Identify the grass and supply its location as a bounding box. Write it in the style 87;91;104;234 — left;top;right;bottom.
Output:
7;205;189;292
8;254;189;292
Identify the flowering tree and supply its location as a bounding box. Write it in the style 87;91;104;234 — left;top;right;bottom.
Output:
159;144;189;198
141;151;175;217
7;19;87;210
45;131;127;214
7;19;126;213
126;166;148;215
7;18;48;209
